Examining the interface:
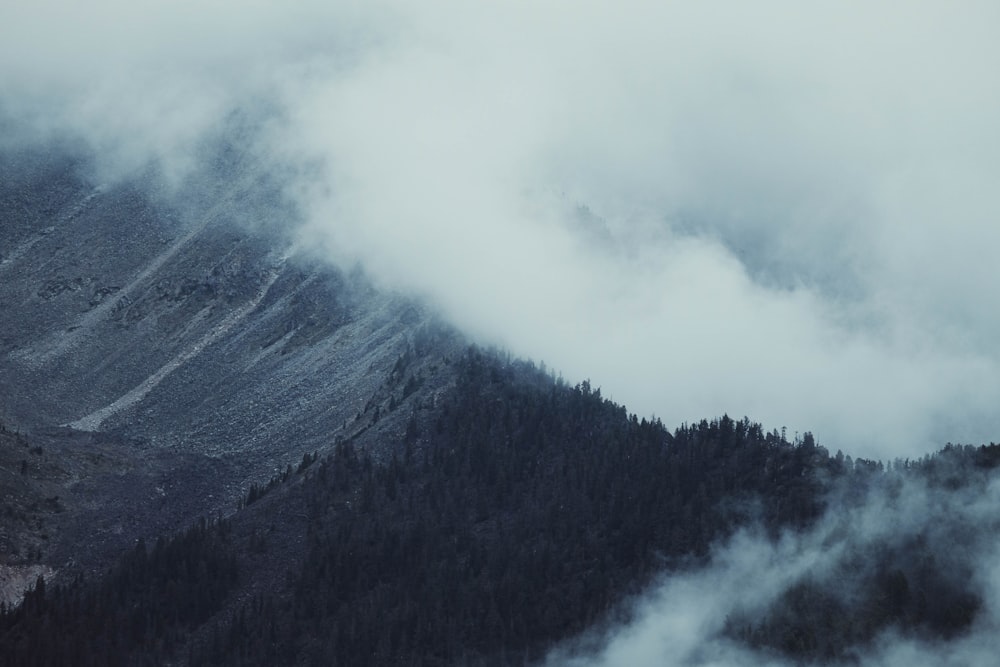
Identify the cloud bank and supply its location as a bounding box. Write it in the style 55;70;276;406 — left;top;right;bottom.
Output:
3;1;1000;458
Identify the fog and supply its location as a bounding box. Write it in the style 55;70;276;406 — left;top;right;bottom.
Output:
3;1;1000;458
543;465;1000;667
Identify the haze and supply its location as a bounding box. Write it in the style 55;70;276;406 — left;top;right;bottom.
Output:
3;1;999;458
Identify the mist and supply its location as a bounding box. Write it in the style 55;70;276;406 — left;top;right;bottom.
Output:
542;460;1000;667
4;1;1000;458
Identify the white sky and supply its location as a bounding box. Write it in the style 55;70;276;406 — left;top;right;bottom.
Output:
3;1;999;458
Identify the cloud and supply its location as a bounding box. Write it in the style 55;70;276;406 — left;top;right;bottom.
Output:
4;1;1000;457
542;465;1000;667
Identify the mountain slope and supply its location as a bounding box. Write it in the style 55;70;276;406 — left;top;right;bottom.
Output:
0;146;456;460
0;139;464;594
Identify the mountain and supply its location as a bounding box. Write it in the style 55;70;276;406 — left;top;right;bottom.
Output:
2;138;999;666
0;141;458;459
0;138;462;587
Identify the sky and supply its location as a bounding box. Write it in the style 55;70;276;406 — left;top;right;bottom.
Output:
3;1;1000;459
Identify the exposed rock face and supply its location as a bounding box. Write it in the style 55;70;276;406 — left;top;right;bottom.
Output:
0;140;463;587
0;564;53;607
1;143;457;453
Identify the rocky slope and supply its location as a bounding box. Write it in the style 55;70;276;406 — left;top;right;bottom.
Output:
0;139;463;597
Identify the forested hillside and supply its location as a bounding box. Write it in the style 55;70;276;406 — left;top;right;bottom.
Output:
3;348;995;666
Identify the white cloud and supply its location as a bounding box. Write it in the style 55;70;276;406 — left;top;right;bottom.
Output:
544;469;1000;667
4;0;1000;457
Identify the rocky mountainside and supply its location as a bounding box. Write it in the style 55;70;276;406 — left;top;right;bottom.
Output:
0;139;463;598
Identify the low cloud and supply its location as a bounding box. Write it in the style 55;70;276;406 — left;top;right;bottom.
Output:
4;1;1000;457
543;464;1000;666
